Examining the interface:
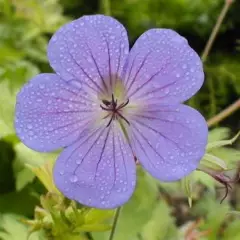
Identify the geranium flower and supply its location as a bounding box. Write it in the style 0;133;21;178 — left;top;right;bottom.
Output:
15;15;208;209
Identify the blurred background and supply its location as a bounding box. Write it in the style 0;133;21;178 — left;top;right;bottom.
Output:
0;0;240;239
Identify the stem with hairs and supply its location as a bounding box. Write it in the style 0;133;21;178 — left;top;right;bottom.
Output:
108;207;121;240
201;0;234;62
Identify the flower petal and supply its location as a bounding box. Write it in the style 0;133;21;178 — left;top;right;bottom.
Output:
48;15;129;94
15;73;97;152
130;104;208;181
122;29;204;104
53;122;136;209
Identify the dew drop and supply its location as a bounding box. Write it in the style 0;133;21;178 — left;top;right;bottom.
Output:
70;175;78;183
176;73;181;78
70;80;82;89
164;88;170;94
39;84;45;89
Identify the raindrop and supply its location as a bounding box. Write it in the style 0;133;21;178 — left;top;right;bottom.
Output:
70;175;78;183
182;64;187;69
70;80;82;89
176;73;181;78
164;88;170;94
39;84;45;89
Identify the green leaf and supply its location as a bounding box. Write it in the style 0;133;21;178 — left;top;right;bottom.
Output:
0;188;39;216
200;153;227;171
207;131;240;150
193;195;230;240
208;128;231;142
193;171;215;192
14;142;58;167
223;219;240;240
111;167;159;240
141;201;178;240
13;143;58;191
211;147;240;167
14;167;35;191
27;159;59;193
0;61;39;138
93;167;159;240
74;224;112;232
83;209;114;224
0;80;17;138
181;174;194;207
0;214;41;240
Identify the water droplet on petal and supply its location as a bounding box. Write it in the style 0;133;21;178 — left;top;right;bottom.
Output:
164;88;169;94
176;73;181;78
39;84;45;89
70;175;78;183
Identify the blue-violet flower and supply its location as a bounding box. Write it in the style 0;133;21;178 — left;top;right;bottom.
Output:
15;15;208;209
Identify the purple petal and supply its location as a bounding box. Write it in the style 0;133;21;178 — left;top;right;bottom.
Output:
122;29;204;104
15;73;97;152
130;104;208;181
53;122;136;209
48;15;129;94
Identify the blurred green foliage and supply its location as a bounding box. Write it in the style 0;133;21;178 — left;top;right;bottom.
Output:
0;0;240;239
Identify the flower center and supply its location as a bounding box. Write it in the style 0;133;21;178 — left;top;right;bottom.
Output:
100;94;130;127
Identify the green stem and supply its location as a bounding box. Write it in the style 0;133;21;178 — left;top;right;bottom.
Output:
207;98;240;127
108;207;121;240
101;0;111;16
3;0;12;18
85;232;94;240
201;0;234;62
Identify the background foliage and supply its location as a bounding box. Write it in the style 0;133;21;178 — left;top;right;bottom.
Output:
0;0;239;239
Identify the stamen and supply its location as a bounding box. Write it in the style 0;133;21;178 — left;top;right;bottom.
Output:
101;95;130;127
102;99;111;106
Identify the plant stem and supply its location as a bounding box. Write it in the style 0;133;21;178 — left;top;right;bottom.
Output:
101;0;111;16
85;232;94;240
201;0;234;62
207;98;240;127
108;207;121;240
